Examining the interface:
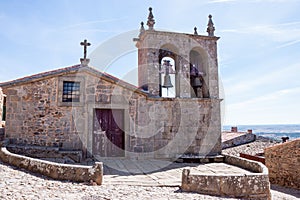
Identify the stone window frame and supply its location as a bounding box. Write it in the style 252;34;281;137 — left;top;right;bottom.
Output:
62;81;81;102
58;76;85;107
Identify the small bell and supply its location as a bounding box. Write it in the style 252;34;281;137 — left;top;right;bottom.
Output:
161;60;173;88
162;74;173;88
192;77;202;88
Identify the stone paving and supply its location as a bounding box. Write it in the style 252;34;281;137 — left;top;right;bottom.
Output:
98;158;252;186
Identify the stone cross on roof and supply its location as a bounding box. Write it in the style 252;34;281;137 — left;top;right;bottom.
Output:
80;39;91;66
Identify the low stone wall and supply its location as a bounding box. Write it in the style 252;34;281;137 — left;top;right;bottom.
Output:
0;147;103;185
265;139;300;189
224;154;267;173
222;132;256;149
7;144;82;163
181;154;271;199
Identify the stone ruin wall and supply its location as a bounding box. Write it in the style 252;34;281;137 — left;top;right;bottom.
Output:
265;139;300;189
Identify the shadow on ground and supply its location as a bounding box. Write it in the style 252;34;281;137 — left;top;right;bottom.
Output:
271;184;300;198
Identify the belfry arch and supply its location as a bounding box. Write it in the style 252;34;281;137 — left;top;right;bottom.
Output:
189;48;210;98
159;44;179;97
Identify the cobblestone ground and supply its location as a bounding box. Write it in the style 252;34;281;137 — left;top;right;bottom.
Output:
0;160;237;200
1;160;300;200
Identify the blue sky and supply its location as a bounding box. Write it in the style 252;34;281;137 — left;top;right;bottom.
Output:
0;0;299;125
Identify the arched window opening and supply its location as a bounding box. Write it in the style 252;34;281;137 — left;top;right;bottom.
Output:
160;57;176;98
189;50;209;98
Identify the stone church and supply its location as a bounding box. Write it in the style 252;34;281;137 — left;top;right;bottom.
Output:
0;8;222;160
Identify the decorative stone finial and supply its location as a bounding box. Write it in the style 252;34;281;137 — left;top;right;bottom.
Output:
147;7;155;30
80;39;91;66
207;14;215;36
194;27;198;35
140;21;145;34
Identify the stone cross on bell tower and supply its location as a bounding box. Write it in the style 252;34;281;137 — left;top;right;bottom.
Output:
80;39;91;66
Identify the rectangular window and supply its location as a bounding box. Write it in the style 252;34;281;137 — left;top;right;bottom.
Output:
62;81;80;102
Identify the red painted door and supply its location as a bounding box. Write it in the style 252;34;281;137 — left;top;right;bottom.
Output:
93;109;125;157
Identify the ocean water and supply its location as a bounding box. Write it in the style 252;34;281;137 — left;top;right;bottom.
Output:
222;124;300;141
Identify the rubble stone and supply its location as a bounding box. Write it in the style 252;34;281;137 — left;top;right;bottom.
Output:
265;139;300;189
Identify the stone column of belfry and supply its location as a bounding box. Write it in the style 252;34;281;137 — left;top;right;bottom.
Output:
178;57;192;98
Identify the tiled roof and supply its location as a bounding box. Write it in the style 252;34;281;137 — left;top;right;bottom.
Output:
0;64;142;94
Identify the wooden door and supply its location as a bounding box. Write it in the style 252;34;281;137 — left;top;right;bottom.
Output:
93;109;125;157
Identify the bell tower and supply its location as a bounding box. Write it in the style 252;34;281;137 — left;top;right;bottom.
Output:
134;8;220;100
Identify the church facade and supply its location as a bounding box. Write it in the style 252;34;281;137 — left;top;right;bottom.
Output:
0;8;222;160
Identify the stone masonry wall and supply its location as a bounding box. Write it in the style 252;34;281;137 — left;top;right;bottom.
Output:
2;75;82;150
128;98;221;158
0;87;3;123
265;139;300;189
2;68;221;159
86;72;221;159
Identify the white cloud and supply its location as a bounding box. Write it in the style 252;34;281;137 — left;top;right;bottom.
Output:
220;21;300;44
277;39;300;48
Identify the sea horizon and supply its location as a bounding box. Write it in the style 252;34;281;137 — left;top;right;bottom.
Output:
222;124;300;140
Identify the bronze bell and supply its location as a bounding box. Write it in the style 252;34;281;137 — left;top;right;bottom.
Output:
162;74;173;88
192;77;202;88
162;60;173;89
